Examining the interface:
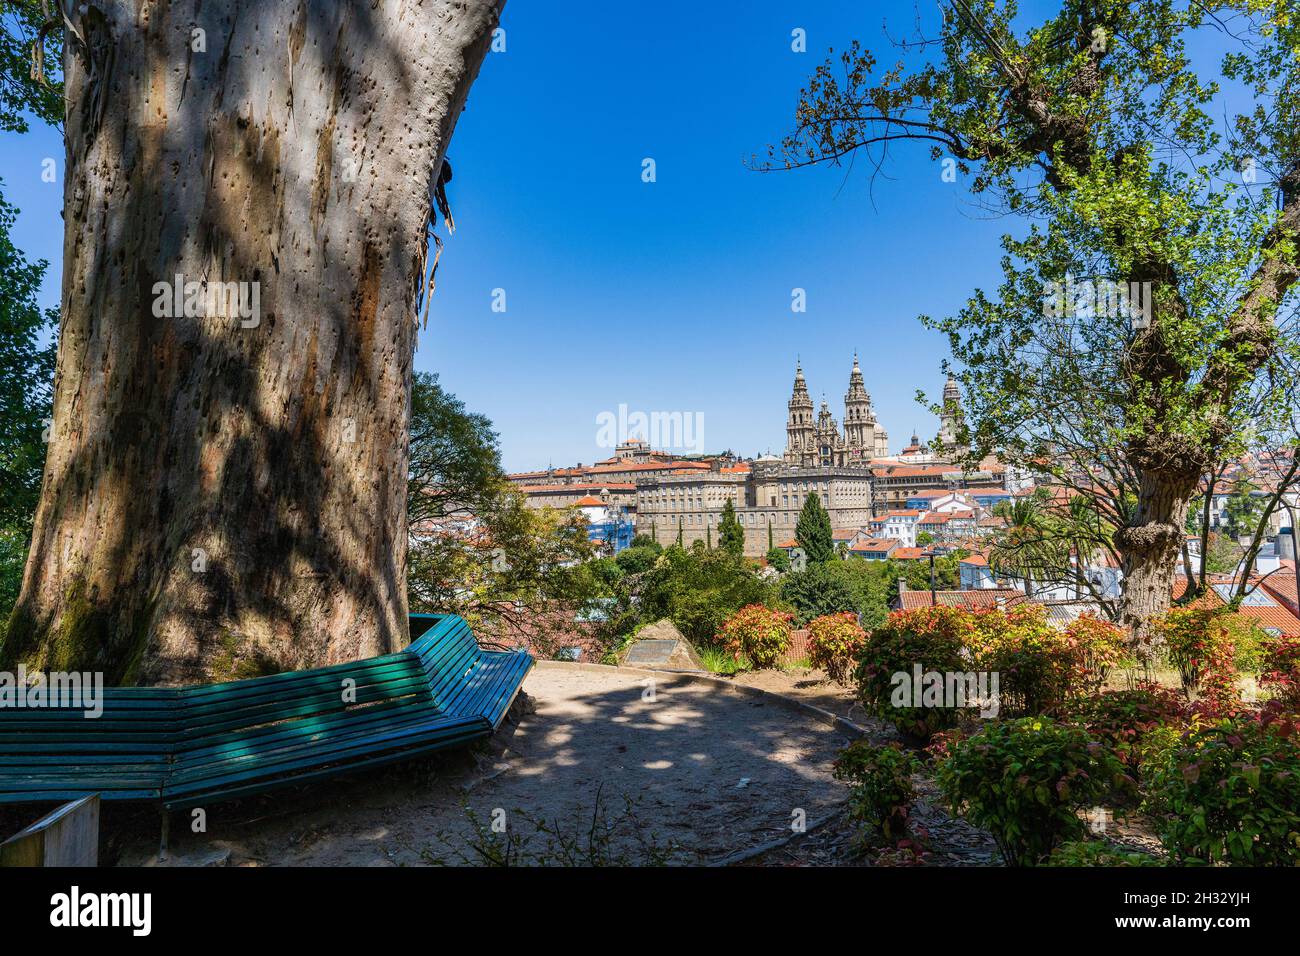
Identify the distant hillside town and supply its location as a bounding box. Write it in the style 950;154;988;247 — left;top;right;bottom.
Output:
505;359;1023;557
501;358;1300;636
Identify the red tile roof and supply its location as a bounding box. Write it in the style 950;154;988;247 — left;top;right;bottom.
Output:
849;538;898;553
516;482;637;494
897;588;1026;610
1172;577;1300;634
1260;561;1299;616
890;547;929;560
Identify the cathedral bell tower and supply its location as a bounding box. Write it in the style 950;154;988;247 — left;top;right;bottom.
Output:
784;361;815;465
843;353;873;462
938;372;967;453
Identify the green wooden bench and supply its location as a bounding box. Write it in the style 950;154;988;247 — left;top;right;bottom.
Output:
0;614;531;812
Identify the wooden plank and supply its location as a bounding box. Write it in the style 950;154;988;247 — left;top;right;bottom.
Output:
0;794;100;867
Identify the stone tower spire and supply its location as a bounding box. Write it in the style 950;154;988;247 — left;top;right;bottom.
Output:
843;353;889;460
815;398;841;466
938;372;966;452
842;352;871;460
784;360;815;464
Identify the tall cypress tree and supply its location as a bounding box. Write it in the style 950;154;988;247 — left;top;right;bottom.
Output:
795;493;834;565
718;499;745;558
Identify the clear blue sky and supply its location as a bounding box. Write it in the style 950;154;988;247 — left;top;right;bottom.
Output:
0;1;1063;472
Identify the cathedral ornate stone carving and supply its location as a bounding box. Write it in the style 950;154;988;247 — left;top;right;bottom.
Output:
783;356;889;466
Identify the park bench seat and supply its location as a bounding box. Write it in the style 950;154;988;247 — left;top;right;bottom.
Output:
0;614;531;810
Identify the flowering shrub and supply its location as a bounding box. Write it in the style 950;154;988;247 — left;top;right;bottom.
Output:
856;605;1132;739
1157;607;1241;701
935;717;1131;866
964;604;1080;717
1064;683;1186;775
807;612;868;685
717;603;792;669
1260;634;1300;713
1187;636;1245;719
855;606;972;740
1143;718;1300;866
833;740;922;847
1061;614;1129;692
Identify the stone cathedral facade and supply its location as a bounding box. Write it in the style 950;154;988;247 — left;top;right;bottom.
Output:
783;357;890;466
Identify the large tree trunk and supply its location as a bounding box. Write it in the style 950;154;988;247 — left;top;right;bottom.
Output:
1;0;502;684
1115;468;1198;657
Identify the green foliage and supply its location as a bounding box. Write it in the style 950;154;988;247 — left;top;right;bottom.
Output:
806;612;867;685
1260;634;1300;713
0;185;57;624
964;607;1126;717
407;371;502;527
936;718;1130;866
696;644;749;675
614;544;660;575
856;606;1129;740
718;498;745;558
622;546;776;646
794;493;834;565
588;557;624;590
765;547;790;572
1063;684;1185;776
779;564;856;627
1143;718;1300;866
1157;606;1245;705
855;605;972;741
0;2;63;132
833;740;922;847
718;603;792;669
1044;840;1162;867
1222;479;1265;539
404;380;604;655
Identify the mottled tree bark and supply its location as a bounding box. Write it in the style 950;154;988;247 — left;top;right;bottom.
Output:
1115;470;1198;656
2;0;503;684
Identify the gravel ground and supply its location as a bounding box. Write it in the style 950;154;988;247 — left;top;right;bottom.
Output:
113;665;857;866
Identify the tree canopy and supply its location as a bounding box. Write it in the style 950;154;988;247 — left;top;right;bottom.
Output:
765;0;1300;651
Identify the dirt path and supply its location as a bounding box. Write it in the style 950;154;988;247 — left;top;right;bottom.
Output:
115;666;857;866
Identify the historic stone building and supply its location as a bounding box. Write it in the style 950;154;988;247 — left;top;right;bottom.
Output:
937;372;967;452
783;357;889;465
634;459;874;557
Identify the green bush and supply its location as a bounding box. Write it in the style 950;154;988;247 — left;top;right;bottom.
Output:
936;717;1130;866
1142;718;1300;866
833;740;922;847
587;557;624;590
1157;606;1246;701
1044;840;1162;867
630;547;775;645
1260;634;1300;713
765;547;791;572
1063;683;1185;776
615;545;661;575
807;612;868;685
718;604;792;669
855;606;973;741
965;605;1125;717
779;564;857;627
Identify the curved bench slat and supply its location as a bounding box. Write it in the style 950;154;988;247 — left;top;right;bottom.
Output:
0;614;533;808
